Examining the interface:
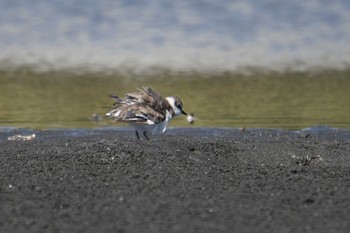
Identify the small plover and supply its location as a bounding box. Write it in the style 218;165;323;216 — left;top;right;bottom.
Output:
106;87;187;140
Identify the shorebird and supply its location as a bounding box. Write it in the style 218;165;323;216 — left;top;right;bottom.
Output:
106;87;187;140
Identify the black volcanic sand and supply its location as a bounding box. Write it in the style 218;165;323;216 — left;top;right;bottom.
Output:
1;128;350;233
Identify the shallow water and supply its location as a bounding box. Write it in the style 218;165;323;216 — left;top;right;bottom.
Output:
0;68;350;130
2;126;350;143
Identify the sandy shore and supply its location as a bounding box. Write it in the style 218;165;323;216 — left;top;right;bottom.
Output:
1;128;350;233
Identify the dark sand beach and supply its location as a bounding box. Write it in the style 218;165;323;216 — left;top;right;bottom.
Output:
1;128;350;233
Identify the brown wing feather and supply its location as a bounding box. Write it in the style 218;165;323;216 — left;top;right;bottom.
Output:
107;87;172;124
141;87;172;113
118;103;165;124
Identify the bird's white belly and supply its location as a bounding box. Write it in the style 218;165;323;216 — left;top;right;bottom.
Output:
130;110;172;135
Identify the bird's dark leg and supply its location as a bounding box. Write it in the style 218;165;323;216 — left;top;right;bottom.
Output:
135;130;140;140
143;131;150;141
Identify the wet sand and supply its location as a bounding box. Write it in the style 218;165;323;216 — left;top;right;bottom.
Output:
1;128;350;233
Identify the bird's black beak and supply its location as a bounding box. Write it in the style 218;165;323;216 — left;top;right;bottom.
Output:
181;109;187;115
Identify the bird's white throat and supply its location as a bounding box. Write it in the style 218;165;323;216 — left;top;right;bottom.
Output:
166;96;181;116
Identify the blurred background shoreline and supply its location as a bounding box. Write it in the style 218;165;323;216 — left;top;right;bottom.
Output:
1;1;350;72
